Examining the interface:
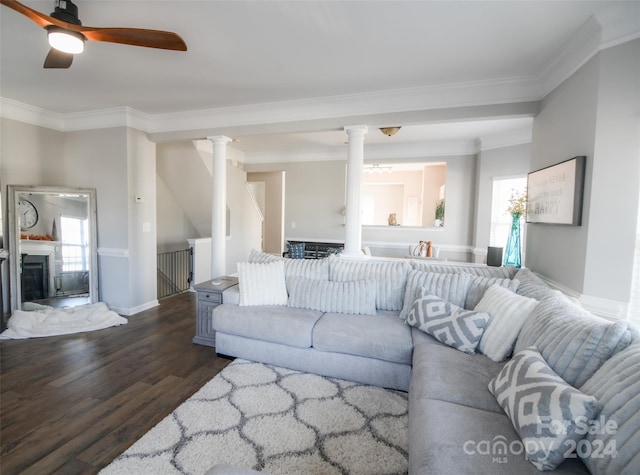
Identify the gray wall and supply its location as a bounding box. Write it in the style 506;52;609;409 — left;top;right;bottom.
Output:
528;39;640;306
474;143;532;257
156;141;262;275
0;119;159;315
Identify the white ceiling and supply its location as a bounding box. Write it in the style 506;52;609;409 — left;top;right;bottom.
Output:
1;1;639;160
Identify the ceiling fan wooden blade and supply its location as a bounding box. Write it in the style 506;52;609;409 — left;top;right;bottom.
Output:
81;27;187;51
44;48;73;68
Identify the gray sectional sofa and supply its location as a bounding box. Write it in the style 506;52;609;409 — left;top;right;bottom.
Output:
211;252;639;474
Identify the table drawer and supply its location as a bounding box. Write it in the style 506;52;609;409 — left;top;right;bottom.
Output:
198;292;222;304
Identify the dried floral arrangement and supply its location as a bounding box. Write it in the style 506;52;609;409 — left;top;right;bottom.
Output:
507;188;527;216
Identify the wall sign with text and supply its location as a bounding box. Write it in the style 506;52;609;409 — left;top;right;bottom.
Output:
526;156;586;225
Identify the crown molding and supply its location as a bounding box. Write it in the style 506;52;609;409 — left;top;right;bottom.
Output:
0;97;66;131
1;76;541;134
539;6;640;97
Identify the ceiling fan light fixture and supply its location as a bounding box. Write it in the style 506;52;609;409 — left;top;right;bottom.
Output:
380;127;401;137
47;27;85;54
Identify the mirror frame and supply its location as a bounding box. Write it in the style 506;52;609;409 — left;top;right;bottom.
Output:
7;185;99;313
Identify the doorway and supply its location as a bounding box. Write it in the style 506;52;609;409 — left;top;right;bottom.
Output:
246;171;285;256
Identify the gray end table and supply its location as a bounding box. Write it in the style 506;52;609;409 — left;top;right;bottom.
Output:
193;276;238;347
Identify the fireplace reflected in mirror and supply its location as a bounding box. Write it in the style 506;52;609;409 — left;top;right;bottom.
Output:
8;186;98;312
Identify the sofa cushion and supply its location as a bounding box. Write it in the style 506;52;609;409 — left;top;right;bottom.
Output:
399;270;473;319
237;261;288;306
312;312;413;365
513;267;558;300
579;343;640;475
287;276;377;315
411;261;517;279
489;347;600;471
465;275;520;310
248;249;281;263
283;257;330;281
408;398;589;475
476;284;539;362
212;304;323;348
329;258;411;311
411;335;505;413
514;294;633;387
406;292;489;355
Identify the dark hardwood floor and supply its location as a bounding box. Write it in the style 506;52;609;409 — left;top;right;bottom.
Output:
0;292;230;474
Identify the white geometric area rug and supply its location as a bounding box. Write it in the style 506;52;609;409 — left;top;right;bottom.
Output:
100;359;408;475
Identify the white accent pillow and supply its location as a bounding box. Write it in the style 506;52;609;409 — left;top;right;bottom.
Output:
238;261;288;306
476;284;539;362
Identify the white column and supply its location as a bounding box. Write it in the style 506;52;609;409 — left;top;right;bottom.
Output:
343;125;368;256
208;135;232;277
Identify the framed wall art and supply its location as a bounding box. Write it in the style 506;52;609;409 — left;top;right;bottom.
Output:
526;156;586;225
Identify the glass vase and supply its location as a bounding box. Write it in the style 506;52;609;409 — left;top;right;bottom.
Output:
503;212;522;268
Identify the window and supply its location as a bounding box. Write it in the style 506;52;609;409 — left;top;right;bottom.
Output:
490;176;528;264
61;216;89;272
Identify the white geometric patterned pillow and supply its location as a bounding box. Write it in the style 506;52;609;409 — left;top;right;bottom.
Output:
406;292;489;354
488;347;601;471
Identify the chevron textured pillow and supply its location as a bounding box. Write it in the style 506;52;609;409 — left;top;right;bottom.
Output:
489;347;601;471
287;276;377;315
238;261;288;306
406;292;489;354
476;284;539;362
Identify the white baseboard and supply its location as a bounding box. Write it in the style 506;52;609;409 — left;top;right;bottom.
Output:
110;299;159;316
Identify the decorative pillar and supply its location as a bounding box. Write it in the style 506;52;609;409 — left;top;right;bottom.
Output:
343;125;368;256
208;135;232;277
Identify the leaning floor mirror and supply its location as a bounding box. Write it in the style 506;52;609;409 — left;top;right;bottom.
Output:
7;185;99;313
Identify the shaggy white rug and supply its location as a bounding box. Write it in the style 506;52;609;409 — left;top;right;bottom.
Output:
101;359;409;475
0;302;127;339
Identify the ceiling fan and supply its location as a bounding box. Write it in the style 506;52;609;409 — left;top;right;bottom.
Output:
1;0;187;68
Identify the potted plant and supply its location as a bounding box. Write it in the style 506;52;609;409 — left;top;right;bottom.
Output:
434;199;445;227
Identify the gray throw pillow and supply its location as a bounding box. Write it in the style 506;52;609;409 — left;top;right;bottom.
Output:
579;343;640;475
283;257;330;281
399;270;473;319
464;274;520;310
489;347;601;471
514;293;633;388
406;291;489;355
410;261;516;279
287;276;377;315
513;267;557;300
248;249;281;263
329;258;411;311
